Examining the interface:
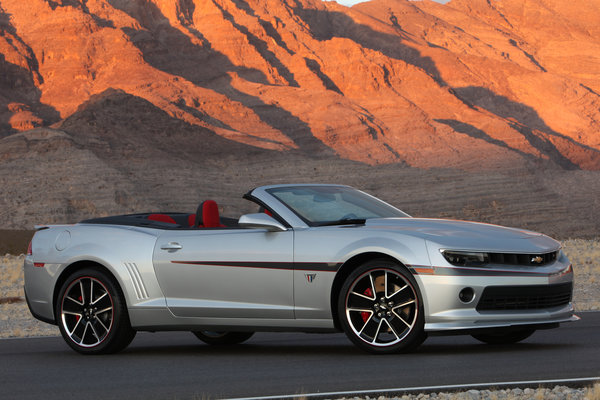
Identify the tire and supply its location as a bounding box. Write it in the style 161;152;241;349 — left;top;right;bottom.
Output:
192;331;254;345
337;259;426;354
471;329;535;345
56;267;136;354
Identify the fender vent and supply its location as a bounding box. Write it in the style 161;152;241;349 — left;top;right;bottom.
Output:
124;262;149;300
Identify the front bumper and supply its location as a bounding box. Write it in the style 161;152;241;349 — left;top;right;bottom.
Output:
414;255;576;333
424;304;578;332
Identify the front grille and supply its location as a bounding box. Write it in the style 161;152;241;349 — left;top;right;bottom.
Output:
476;282;572;311
488;251;558;267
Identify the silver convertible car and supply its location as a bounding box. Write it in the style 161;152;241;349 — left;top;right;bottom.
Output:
24;184;577;354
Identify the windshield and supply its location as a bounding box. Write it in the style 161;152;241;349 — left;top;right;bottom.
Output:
266;186;409;226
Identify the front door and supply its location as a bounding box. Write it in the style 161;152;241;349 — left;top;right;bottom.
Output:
153;228;294;319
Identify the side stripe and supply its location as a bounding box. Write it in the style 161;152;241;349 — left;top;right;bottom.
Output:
171;261;562;276
170;261;341;272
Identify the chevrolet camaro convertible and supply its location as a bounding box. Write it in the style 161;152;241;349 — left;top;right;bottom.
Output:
24;184;577;354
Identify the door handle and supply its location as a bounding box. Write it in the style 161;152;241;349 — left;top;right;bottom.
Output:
160;242;183;251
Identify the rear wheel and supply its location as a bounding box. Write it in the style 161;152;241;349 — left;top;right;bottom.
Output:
472;329;535;345
338;260;426;354
56;267;136;354
192;331;254;345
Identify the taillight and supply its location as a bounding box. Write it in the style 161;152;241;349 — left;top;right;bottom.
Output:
28;238;44;267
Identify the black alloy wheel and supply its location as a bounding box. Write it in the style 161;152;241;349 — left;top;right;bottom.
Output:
56;267;136;354
338;259;426;354
192;331;255;345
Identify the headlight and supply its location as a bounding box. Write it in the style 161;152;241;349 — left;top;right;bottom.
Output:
442;250;489;267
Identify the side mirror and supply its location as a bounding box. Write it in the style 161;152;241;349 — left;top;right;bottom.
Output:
238;213;288;232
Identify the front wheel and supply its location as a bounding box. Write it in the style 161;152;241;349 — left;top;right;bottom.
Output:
472;329;535;345
56;267;136;354
192;331;254;345
338;260;426;354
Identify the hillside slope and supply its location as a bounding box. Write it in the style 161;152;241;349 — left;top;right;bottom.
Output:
1;0;599;168
0;0;599;230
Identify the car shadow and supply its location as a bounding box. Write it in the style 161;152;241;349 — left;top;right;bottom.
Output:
116;335;575;358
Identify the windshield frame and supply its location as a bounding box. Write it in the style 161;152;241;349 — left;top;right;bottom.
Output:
264;185;410;227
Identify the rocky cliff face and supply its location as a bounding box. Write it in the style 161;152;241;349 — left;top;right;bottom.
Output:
1;0;599;230
1;0;599;169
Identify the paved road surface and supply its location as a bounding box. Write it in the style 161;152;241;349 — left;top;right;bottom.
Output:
1;312;599;400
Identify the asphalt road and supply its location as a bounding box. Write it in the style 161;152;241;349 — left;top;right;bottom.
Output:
1;312;599;400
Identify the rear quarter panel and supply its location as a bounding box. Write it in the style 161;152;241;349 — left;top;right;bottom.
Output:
25;224;164;324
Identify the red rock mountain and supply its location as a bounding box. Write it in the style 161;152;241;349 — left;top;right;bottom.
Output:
1;0;600;233
1;0;599;170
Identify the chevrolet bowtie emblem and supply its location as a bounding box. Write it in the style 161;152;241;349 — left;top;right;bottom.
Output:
531;256;544;264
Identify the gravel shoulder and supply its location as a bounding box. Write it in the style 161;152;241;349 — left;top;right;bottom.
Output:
337;385;600;400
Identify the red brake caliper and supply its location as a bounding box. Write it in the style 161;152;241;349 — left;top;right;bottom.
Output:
361;288;373;323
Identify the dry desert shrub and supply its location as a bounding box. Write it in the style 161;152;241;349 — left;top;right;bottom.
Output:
0;255;25;299
337;385;597;399
0;255;59;338
586;383;600;400
562;239;600;311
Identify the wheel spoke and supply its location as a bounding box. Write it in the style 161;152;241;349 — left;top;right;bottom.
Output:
349;291;373;301
384;271;389;298
79;280;86;304
389;290;414;307
89;279;94;307
62;302;83;315
91;291;108;306
347;308;373;313
62;310;82;317
89;322;100;340
368;273;376;298
382;318;401;341
392;299;416;310
348;292;375;309
94;316;110;334
370;319;384;344
392;309;412;328
67;315;83;336
65;295;83;306
79;322;90;345
389;284;408;300
95;306;113;315
358;315;379;339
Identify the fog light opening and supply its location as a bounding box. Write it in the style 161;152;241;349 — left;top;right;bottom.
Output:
459;287;475;304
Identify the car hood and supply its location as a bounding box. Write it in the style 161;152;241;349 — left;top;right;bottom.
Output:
364;218;560;253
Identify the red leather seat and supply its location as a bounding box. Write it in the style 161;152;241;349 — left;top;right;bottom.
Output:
148;214;177;224
194;200;225;228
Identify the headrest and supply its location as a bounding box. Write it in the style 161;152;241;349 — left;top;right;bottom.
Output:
195;200;223;228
